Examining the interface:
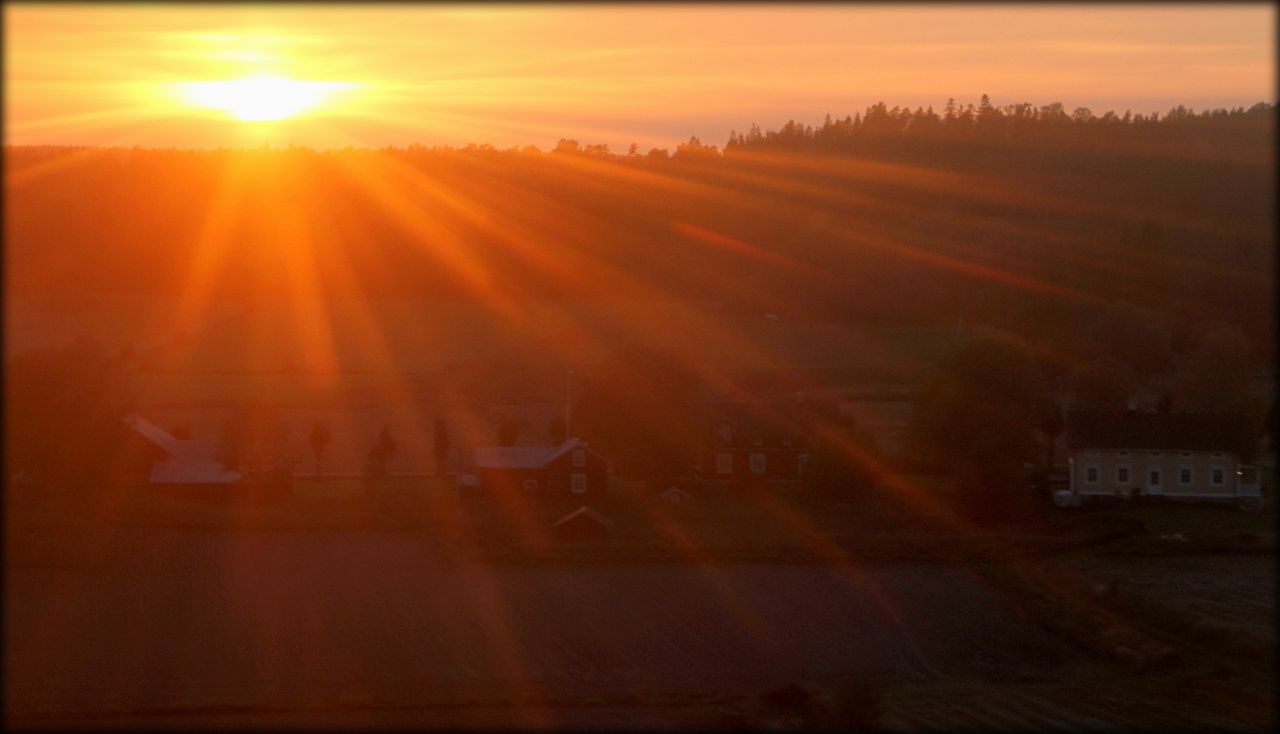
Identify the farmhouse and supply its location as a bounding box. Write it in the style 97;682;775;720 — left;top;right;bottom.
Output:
472;437;608;498
1060;410;1262;509
123;414;243;486
698;400;812;486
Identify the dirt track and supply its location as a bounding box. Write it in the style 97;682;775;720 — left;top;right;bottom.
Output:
5;529;1065;723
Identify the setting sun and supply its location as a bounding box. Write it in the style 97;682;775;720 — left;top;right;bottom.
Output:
176;75;355;122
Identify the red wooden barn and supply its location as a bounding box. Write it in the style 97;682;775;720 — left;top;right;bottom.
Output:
473;438;608;498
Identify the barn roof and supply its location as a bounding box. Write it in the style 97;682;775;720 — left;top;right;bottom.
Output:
150;458;243;485
123;413;182;454
125;413;244;484
474;437;596;469
553;505;613;528
1065;410;1249;452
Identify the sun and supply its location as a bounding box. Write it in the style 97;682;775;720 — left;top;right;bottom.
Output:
177;75;355;122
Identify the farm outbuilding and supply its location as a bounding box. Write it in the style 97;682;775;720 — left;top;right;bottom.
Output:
553;505;614;539
473;437;608;499
661;486;693;504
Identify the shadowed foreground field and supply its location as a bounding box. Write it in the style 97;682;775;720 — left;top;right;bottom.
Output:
6;529;1069;726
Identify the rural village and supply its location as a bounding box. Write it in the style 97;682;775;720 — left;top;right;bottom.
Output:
6;4;1275;726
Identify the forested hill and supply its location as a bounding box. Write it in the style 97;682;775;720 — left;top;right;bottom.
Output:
725;99;1274;164
6;100;1275;362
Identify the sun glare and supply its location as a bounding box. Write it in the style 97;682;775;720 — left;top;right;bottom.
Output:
177;75;355;122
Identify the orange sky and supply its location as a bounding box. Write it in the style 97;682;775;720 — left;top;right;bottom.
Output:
5;3;1275;151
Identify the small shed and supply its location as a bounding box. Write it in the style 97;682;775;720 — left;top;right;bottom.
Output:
553;505;614;539
661;486;693;504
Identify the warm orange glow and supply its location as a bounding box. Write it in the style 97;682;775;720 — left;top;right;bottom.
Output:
176;75;356;122
5;4;1273;149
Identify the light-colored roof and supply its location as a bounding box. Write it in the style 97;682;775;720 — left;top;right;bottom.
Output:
553;505;613;528
126;413;243;484
123;413;181;454
475;438;587;469
150;458;243;485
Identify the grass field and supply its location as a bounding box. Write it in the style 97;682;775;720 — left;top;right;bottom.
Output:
6;471;1274;729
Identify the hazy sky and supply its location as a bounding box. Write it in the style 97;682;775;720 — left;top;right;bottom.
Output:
5;3;1275;151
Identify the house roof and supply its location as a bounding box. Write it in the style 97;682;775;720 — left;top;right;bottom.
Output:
1064;410;1248;452
125;413;243;484
150;458;243;485
123;413;182;454
474;437;596;469
553;505;613;528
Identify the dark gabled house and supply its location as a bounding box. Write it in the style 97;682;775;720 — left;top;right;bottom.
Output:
1061;410;1262;509
696;399;812;486
473;437;608;499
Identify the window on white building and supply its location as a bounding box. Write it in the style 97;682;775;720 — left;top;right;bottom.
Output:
1178;451;1193;459
1116;465;1131;484
571;473;587;494
1084;465;1100;484
1117;449;1130;457
1148;468;1162;489
1148;450;1162;458
1211;467;1226;486
716;453;733;474
1178;467;1193;486
572;448;586;467
749;453;766;474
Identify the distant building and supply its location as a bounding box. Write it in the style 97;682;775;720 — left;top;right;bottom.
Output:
123;414;243;486
552;505;614;539
697;400;811;486
1060;410;1262;510
661;486;693;504
472;437;608;498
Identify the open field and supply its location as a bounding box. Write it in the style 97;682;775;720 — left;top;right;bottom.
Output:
6;478;1275;729
4;528;1069;724
7;521;1274;730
